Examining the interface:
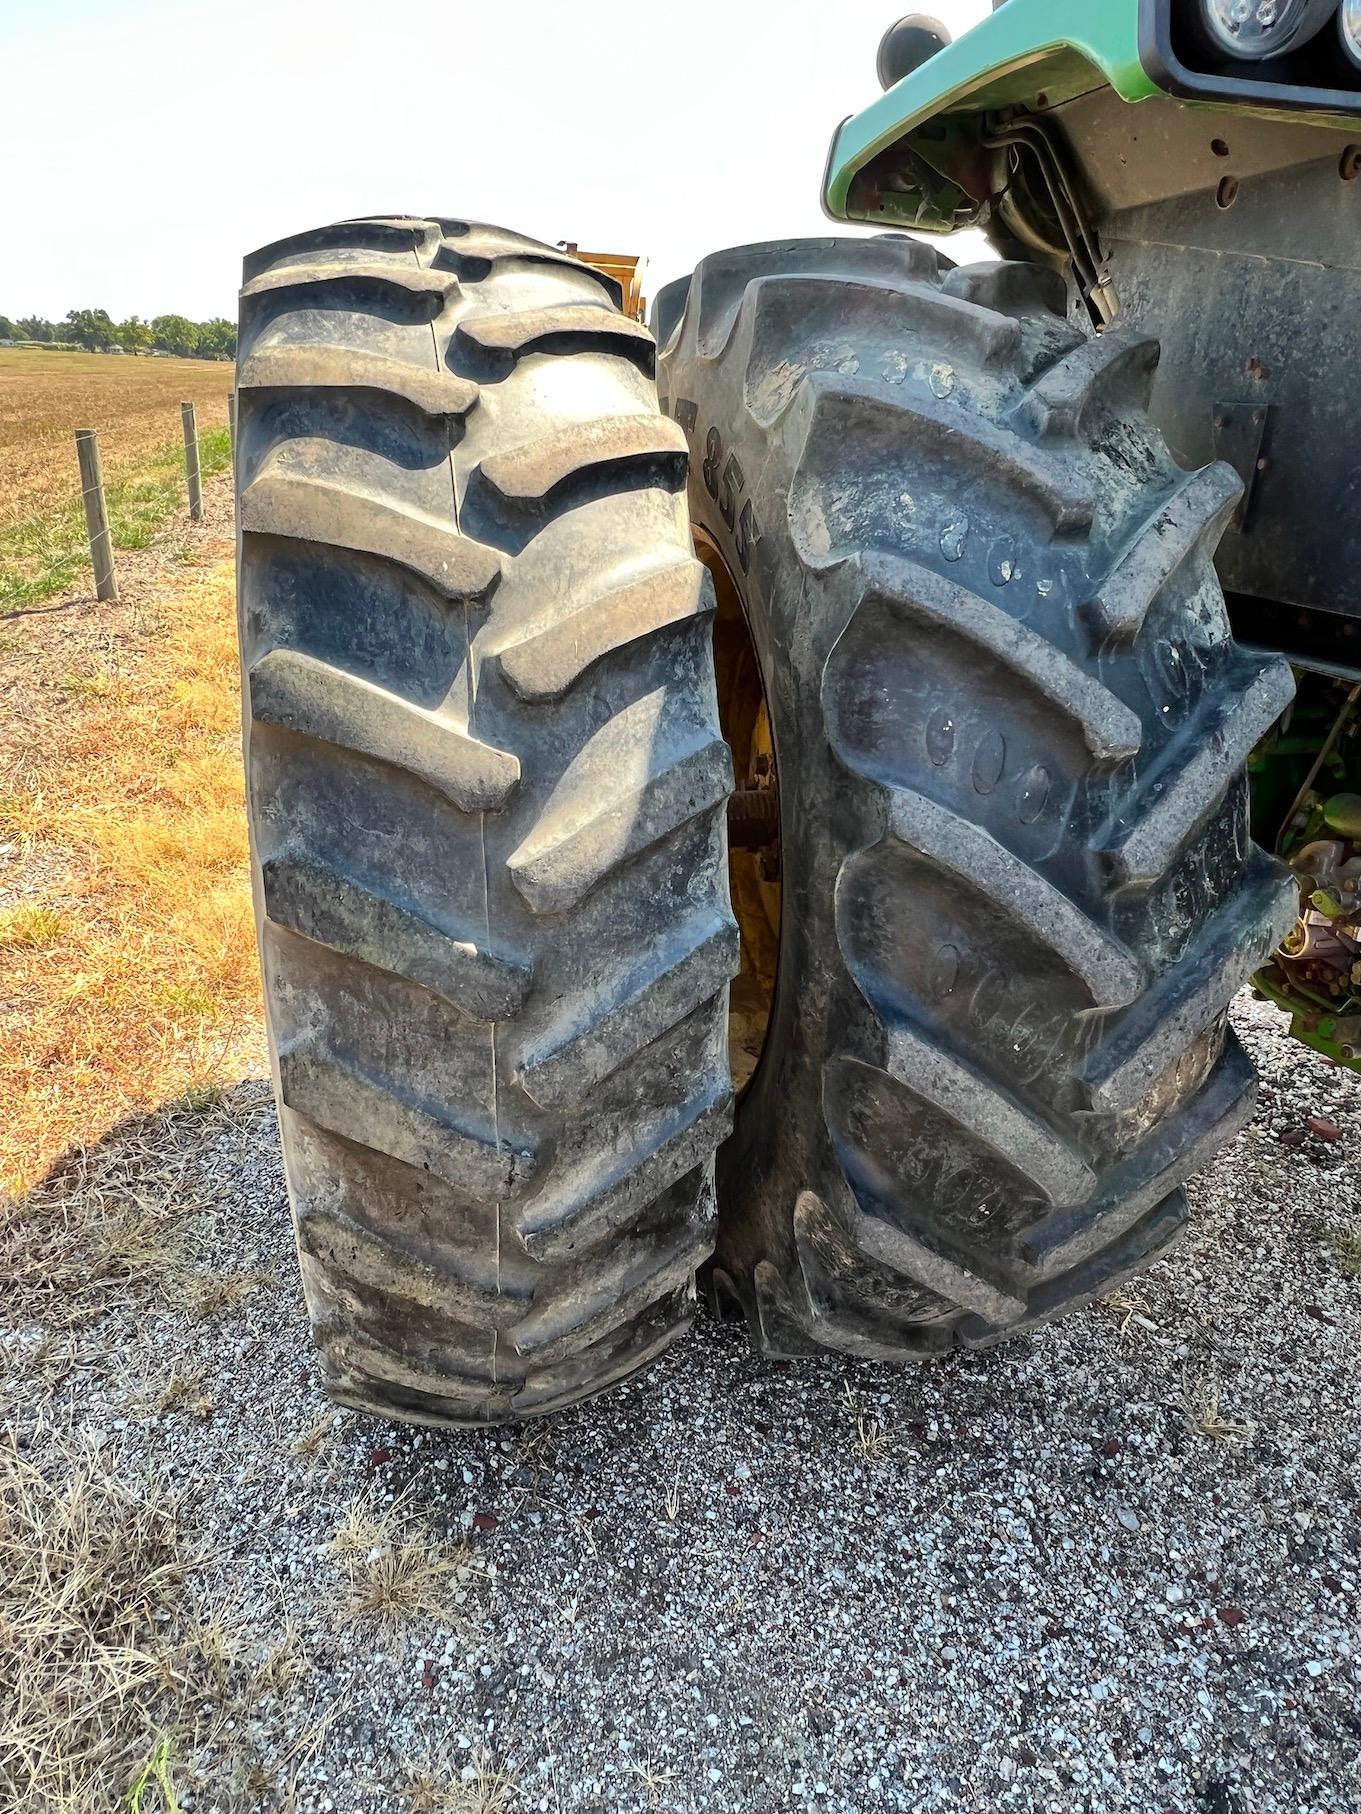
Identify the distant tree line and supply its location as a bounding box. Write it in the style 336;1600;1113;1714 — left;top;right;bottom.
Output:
0;309;236;360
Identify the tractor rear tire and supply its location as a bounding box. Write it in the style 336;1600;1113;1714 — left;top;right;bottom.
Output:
655;237;1296;1359
237;217;736;1424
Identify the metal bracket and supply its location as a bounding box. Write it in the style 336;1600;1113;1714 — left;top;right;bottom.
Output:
1211;403;1272;531
982;112;1118;327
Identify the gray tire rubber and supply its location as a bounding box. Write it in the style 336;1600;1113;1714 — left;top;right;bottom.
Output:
237;217;737;1425
654;236;1297;1360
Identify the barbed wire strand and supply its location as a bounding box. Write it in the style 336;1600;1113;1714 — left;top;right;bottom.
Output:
1;410;231;613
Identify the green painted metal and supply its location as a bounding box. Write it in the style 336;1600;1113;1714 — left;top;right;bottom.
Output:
824;0;1149;227
825;0;1361;231
1252;965;1359;1069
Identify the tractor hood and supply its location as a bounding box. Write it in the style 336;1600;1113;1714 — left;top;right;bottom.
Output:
825;0;1361;233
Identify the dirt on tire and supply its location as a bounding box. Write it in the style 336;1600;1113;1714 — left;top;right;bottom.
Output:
656;236;1296;1359
237;216;737;1425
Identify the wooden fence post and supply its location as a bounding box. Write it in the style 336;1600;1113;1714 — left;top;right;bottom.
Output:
75;429;119;602
181;401;203;521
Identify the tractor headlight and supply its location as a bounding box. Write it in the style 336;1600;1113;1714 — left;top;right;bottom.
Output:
1196;0;1335;58
1341;0;1361;70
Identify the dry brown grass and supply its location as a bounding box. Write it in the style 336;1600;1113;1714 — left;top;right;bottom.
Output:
0;1143;184;1328
172;1267;263;1318
0;532;262;1196
328;1498;485;1633
0;1429;327;1812
401;1747;520;1814
838;1383;893;1463
123;1359;216;1422
289;1412;340;1467
627;1758;678;1808
0;1085;273;1349
0;1436;188;1811
1181;1366;1254;1443
0;348;232;533
1102;1283;1155;1334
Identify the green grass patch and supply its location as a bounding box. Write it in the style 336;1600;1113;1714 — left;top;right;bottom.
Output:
0;904;65;950
1331;1224;1361;1279
176;1082;227;1116
0;428;232;613
154;982;221;1020
127;1735;181;1813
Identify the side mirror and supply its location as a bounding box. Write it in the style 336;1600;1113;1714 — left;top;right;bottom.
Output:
876;13;952;90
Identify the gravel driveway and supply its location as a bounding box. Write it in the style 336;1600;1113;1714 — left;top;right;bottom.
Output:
5;994;1359;1814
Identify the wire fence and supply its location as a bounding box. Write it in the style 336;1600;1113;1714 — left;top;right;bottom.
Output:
1;397;235;617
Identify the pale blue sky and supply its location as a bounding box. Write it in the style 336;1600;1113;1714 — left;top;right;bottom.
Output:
0;0;988;322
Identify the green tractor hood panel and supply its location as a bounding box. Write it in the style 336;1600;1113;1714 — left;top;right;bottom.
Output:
825;0;1361;233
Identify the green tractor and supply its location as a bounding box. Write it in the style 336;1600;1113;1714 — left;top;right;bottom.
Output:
234;0;1361;1425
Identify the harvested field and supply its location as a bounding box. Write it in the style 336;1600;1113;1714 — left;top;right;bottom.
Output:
0;348;232;532
0;348;233;610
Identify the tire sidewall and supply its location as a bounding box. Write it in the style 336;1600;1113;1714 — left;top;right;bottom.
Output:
664;360;878;1291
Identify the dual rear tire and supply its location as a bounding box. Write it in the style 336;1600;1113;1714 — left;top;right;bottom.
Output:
237;220;1293;1421
656;237;1294;1357
237;218;735;1423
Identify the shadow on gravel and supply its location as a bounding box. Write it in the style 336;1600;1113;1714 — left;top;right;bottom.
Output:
3;1077;276;1334
6;1003;1360;1813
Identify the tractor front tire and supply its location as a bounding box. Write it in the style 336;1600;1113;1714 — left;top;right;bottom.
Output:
237;217;736;1424
656;237;1296;1359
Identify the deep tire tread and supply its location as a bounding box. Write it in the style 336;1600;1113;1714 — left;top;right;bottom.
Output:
660;240;1293;1359
240;216;736;1424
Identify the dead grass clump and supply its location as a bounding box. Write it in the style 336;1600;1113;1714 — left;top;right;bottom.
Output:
0;550;262;1195
0;1176;183;1329
1181;1366;1254;1444
3;1126;188;1327
1102;1283;1155;1335
171;1268;263;1319
0;1333;88;1424
627;1758;678;1809
0;1425;324;1809
402;1746;520;1814
0;1084;272;1332
124;1360;216;1422
855;1413;891;1463
0;1438;187;1811
328;1498;485;1633
251;1619;310;1700
289;1412;340;1469
838;1383;893;1464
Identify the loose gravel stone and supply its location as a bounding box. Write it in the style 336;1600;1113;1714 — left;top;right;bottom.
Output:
6;994;1360;1812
